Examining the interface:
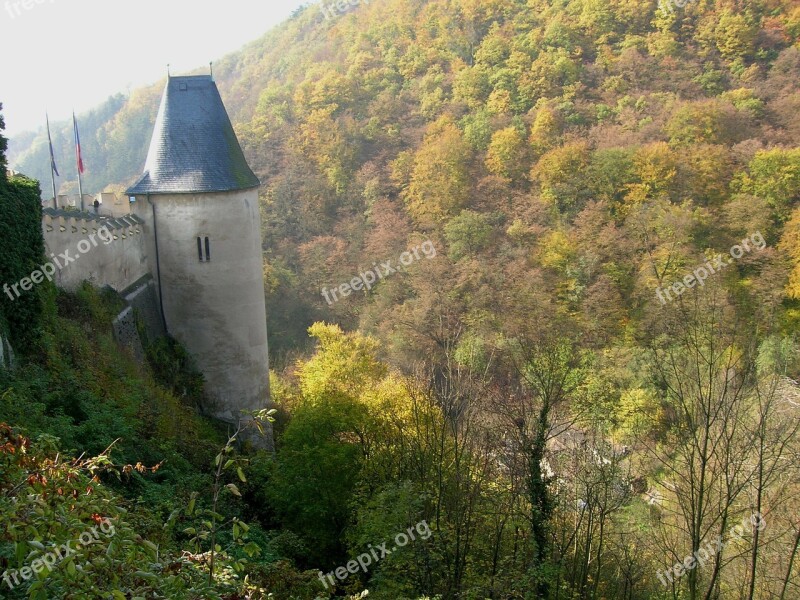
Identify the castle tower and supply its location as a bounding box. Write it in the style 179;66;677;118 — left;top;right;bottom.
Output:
127;75;270;444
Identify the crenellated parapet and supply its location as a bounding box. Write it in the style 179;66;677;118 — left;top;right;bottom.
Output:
42;208;144;235
41;208;149;293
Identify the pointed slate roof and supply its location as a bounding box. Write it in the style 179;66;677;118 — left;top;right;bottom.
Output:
127;75;259;195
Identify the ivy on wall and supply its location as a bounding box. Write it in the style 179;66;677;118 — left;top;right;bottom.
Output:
0;106;46;352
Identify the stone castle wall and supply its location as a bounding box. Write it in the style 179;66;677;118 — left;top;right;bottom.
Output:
42;208;149;293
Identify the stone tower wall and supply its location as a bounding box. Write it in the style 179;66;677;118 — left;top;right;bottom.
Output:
134;188;270;428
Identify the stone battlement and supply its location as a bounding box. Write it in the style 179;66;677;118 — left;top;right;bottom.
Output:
41;208;149;293
43;208;144;237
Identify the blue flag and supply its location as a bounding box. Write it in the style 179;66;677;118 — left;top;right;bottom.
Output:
47;113;59;177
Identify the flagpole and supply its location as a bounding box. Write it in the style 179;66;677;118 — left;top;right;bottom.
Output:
50;158;58;209
73;112;85;211
50;150;58;209
46;113;58;209
77;165;84;211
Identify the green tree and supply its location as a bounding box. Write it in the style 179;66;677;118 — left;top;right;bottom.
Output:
453;64;492;109
404;119;472;226
665;99;740;146
268;396;367;565
713;11;758;61
444;210;495;261
460;109;493;151
531;141;592;215
740;148;800;220
779;206;800;299
587;148;636;213
624;142;680;209
485;125;528;182
529;104;563;157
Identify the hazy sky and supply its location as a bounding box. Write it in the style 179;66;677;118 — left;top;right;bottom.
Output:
0;0;310;138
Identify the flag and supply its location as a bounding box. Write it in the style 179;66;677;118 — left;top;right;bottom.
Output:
46;114;59;177
73;113;85;174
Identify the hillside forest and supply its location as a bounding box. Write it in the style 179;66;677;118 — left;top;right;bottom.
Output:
3;0;800;598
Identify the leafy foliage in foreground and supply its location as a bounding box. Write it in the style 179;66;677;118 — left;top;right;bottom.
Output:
0;422;274;599
0;285;274;598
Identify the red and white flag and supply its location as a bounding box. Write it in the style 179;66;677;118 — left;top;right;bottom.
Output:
72;112;85;174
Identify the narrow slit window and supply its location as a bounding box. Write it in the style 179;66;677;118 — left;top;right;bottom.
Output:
197;237;203;261
205;237;211;261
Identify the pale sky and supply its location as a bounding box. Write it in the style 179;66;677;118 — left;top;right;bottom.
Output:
0;0;310;137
